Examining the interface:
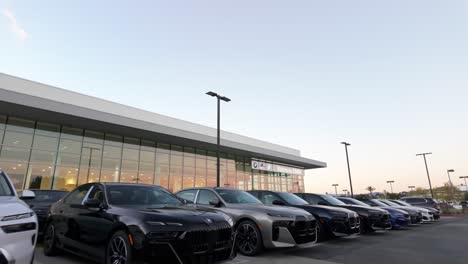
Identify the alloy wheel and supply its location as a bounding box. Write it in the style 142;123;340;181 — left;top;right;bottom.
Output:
237;223;259;255
109;236;128;264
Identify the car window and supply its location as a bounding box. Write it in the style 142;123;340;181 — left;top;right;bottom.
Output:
277;192;309;205
64;185;92;205
107;185;182;207
87;185;105;204
0;172;14;196
30;191;68;203
197;190;219;205
301;194;323;205
405;198;426;203
177;190;198;203
215;189;262;204
261;192;280;205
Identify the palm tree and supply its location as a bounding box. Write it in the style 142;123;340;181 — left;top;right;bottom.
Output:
366;186;376;195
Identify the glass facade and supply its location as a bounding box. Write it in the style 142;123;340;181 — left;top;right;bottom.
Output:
0;115;305;193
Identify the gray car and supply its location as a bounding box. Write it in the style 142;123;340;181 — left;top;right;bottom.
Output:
176;187;317;256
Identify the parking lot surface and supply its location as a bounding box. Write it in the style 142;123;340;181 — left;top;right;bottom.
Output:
35;216;468;264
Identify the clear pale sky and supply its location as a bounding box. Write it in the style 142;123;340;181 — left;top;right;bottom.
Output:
1;0;467;194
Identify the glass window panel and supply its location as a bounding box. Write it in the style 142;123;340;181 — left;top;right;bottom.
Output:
121;160;138;171
157;143;170;153
184;166;195;177
103;145;122;159
207;159;217;170
120;171;138;183
84;130;104;144
2;131;33;148
30;150;56;165
33;135;59;151
102;158;121;170
6;117;35;133
77;167;100;186
156;153;169;164
227;161;236;171
207;169;216;179
138;172;154;185
159;175;169;189
171;145;183;152
196;167;206;177
35;122;60;137
56;152;80;167
195;176;206;187
0;146;31;162
156;164;169;175
170;175;182;193
105;134;123;146
184;147;195;154
99;170;119;183
206;177;217;187
81;143;102;168
0;115;6;130
196;155;206;168
141;140;156;149
124;137;140;148
26;163;54;190
139;162;155;173
207;151;217;158
53;166;79;191
140;150;155;163
59;139;82;154
122;148;139;161
171;154;182;166
0;161;28;190
0;130;4;145
183;175;194;189
184;156;195;167
61;127;83;141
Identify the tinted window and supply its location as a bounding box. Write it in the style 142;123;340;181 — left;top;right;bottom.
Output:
64;185;92;205
380;200;400;206
197;190;219;205
340;198;370;207
107;185;182;207
277;192;308;205
370;199;389;207
30;190;68;203
404;198;426;203
177;190;198;203
260;192;280;205
87;185;105;204
215;189;262;204
320;195;346;205
0;172;14;196
301;194;323;205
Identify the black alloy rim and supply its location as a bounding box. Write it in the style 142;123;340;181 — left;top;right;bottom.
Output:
237;223;259;254
44;224;55;250
109;236;128;264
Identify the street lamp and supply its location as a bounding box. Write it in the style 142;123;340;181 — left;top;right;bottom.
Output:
206;91;231;187
341;142;354;198
408;186;415;192
416;152;434;198
332;184;339;195
342;189;348;197
387;180;395;193
460;176;468;194
447;169;455;186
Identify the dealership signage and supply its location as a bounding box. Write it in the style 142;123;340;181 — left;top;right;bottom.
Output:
251;160;303;175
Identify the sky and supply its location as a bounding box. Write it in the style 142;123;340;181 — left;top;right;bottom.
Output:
1;0;467;194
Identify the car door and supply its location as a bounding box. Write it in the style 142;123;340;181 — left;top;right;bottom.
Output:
196;189;221;208
58;184;93;251
76;184;114;260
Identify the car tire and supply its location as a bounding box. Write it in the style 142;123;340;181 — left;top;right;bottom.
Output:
236;220;263;256
106;230;133;264
316;221;327;242
43;223;60;256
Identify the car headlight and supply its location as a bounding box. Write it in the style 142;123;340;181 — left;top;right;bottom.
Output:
1;212;34;222
222;214;234;227
394;213;405;217
146;221;183;227
267;213;294;219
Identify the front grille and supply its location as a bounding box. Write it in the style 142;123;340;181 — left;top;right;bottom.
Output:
184;222;233;254
1;222;36;234
287;220;317;244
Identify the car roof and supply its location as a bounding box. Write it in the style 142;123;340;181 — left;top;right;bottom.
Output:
99;182;165;188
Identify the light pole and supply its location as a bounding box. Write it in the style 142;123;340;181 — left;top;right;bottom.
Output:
460;176;468;194
341;142;354;198
447;169;455;186
206;91;231;187
387;180;395;193
416;152;434;198
332;184;339;195
342;189;348;197
408;185;415;192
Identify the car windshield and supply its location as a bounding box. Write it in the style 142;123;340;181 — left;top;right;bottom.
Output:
215;189;262;204
30;191;68;203
393;200;411;206
320;195;346;205
371;199;389;207
0;172;14;196
277;192;309;205
107;185;182;208
380;200;400;206
345;198;371;207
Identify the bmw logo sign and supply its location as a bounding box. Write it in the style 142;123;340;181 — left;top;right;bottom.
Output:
204;218;213;225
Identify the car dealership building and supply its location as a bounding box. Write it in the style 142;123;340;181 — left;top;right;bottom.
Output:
0;73;326;193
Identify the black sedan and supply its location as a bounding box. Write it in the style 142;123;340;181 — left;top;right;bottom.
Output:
295;193;392;233
248;190;360;241
23;189;68;235
43;183;236;264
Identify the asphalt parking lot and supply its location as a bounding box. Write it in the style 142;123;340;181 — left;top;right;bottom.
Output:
35;216;468;264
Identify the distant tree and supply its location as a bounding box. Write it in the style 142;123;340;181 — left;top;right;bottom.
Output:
366;186;376;195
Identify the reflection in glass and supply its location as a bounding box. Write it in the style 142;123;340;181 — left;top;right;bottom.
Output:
120;171;138;183
2;131;33;148
77;167;100;186
121;160;138;171
27;164;54;189
33;135;59;151
103;145;122;159
0;161;27;190
6;117;35;133
53;166;79;191
30;150;56;165
0;147;31;163
138;172;154;185
122;148;139;160
99;170;119;183
102;158;121;170
35;122;60;137
59;139;82;154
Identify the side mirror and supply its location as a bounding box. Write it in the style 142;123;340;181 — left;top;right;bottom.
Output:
272;200;286;206
209;199;222;207
84;198;102;210
318;201;328;206
19;190;35;200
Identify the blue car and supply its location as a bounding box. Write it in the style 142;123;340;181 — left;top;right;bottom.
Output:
338;197;410;229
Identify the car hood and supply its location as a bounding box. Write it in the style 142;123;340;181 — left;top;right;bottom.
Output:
338;204;388;214
0;196;33;217
392;206;428;213
298;204;357;215
227;203;312;218
381;207;408;215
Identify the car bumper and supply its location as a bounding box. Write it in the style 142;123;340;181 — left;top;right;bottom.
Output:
271;219;317;247
368;214;392;230
391;215;410;228
0;217;38;264
329;216;361;237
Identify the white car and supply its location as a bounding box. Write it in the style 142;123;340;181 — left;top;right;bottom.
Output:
0;170;38;264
